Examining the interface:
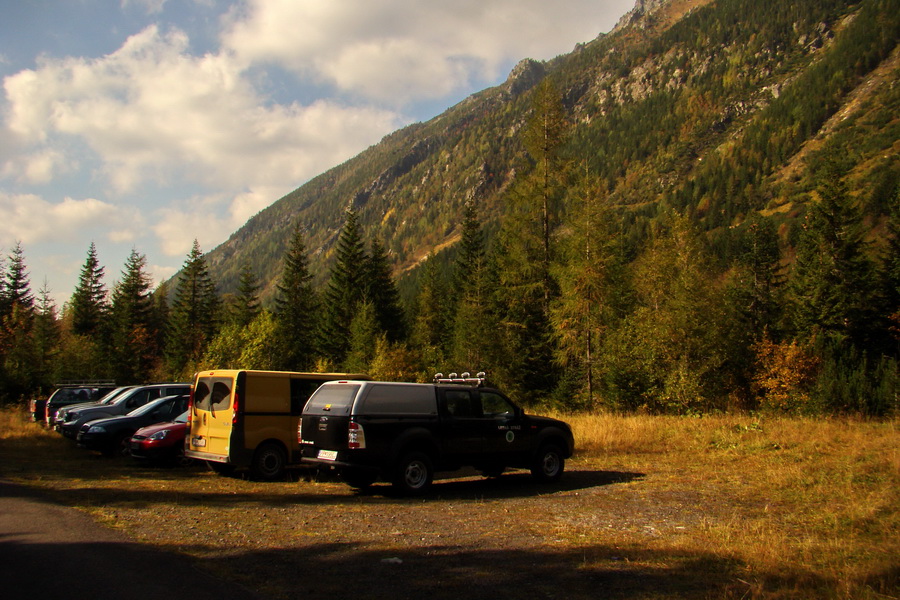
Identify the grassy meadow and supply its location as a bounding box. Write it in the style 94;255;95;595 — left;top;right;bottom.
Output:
0;406;896;599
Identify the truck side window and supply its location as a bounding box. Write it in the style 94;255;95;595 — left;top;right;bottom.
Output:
445;390;475;417
480;391;514;417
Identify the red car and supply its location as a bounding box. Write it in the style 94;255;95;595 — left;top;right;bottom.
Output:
129;410;191;465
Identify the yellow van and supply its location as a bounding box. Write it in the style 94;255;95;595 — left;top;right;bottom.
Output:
186;370;367;480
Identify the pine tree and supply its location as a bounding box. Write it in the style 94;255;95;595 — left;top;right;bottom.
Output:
70;243;108;337
549;173;621;409
522;78;570;307
110;249;156;382
366;237;405;343
274;225;319;370
320;209;368;365
166;240;220;378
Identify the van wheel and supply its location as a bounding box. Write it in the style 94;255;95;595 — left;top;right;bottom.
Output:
251;443;287;481
530;443;564;483
392;451;433;495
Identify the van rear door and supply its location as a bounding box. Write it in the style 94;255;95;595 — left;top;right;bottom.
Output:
188;374;235;461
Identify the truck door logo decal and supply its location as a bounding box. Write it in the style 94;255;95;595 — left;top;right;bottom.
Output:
505;431;515;443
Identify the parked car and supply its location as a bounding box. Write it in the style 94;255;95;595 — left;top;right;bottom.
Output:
186;370;367;480
77;394;190;456
299;373;575;494
129;411;190;464
28;382;117;425
50;386;135;429
59;383;191;439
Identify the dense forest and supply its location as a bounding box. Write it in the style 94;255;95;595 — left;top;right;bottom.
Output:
1;0;898;414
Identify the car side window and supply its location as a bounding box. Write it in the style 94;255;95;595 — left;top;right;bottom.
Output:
444;390;476;417
480;392;515;417
126;390;148;409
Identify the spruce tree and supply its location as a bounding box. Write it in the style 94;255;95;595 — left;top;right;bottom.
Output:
320;209;368;365
70;243;108;337
230;261;261;328
166;240;220;378
450;201;496;371
787;163;875;345
366;237;405;343
274;225;319;370
110;249;155;382
3;242;34;315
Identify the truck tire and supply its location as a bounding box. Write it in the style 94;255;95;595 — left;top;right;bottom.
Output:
530;443;564;483
392;451;434;495
251;443;287;481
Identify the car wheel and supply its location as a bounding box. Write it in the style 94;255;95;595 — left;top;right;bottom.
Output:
530;443;564;483
103;432;132;457
392;451;434;495
174;447;194;467
342;469;378;490
251;443;287;481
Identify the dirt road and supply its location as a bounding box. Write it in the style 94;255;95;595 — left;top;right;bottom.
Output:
0;479;263;600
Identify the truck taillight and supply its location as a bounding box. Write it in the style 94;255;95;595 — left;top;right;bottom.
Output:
348;421;366;449
297;418;304;444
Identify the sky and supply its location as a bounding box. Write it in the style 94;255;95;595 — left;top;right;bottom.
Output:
0;0;636;307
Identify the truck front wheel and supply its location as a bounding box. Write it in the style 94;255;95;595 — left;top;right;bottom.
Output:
392;451;434;495
530;443;564;483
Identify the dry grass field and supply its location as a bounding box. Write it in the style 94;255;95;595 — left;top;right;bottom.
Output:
0;406;897;599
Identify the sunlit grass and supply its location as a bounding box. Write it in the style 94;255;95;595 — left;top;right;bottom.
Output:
2;404;897;599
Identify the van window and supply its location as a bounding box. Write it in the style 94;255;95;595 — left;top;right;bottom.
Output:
193;379;232;411
360;384;436;415
304;384;360;415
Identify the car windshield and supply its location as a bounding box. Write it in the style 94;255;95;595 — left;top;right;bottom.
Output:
100;387;131;404
128;398;168;417
173;410;188;424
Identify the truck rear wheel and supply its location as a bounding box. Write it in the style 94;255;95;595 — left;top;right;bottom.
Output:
251;443;287;481
392;451;433;495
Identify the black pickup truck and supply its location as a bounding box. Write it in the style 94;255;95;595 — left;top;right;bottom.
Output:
298;375;575;494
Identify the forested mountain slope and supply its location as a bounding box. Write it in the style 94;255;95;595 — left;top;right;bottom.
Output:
201;0;898;301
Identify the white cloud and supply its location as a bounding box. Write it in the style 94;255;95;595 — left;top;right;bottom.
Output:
222;0;630;104
2;25;402;195
0;192;136;247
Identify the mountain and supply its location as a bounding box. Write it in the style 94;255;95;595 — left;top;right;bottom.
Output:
200;0;900;301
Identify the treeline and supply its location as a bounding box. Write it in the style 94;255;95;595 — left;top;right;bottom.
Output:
2;80;897;416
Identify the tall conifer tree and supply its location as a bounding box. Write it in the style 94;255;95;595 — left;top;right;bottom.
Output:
274;225;319;370
70;243;108;337
110;249;155;382
166;240;220;378
320;209;368;365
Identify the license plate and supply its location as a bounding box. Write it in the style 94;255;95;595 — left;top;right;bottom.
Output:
192;437;207;448
317;449;338;461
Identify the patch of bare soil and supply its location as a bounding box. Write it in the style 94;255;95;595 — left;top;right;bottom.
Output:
63;459;747;600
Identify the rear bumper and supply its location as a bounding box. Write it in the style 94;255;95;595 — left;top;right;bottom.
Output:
185;449;229;463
